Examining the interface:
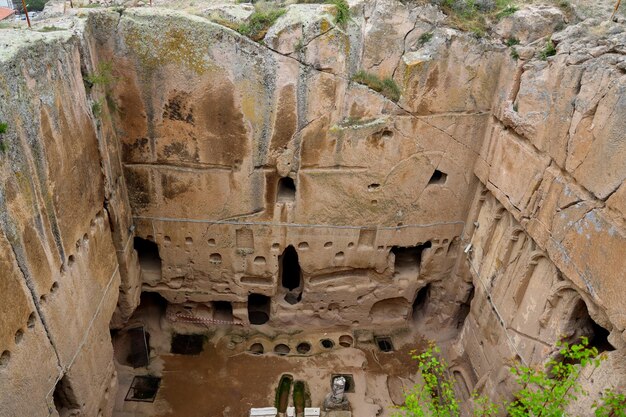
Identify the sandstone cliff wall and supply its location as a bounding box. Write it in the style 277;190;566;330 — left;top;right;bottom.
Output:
0;26;137;417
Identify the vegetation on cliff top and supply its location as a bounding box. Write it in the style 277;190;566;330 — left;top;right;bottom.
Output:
237;5;286;41
394;338;626;417
439;0;519;36
326;0;350;26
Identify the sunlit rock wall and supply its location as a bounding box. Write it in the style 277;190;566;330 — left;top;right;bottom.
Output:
0;27;137;417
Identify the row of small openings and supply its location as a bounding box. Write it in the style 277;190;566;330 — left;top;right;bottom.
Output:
367;169;447;194
249;335;354;356
0;312;37;372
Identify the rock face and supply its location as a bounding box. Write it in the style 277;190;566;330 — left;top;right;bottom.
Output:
0;1;624;416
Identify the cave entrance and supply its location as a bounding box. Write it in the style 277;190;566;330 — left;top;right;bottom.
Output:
428;169;447;185
212;301;233;322
277;177;296;202
125;325;150;368
568;299;615;353
391;242;432;276
53;375;80;416
134;237;162;278
455;285;475;329
171;334;205;355
248;294;270;325
412;283;431;322
280;245;303;304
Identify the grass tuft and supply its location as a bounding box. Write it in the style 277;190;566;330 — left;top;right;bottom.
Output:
0;123;8;154
37;26;65;32
505;37;519;47
326;0;350;26
418;31;433;45
539;38;557;60
352;71;401;102
237;6;286;42
92;99;103;118
84;61;116;91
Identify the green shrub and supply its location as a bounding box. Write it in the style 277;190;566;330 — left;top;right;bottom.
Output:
507;337;601;416
274;374;293;412
510;47;519;60
92;99;103;118
84;61;116;90
0;122;7;154
237;7;286;41
594;389;626;417
17;0;48;12
352;71;401;102
539;38;557;60
326;0;350;26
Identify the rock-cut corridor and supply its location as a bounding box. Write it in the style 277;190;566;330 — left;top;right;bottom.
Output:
0;0;625;416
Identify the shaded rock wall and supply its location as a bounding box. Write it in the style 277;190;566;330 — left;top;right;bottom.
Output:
453;19;626;403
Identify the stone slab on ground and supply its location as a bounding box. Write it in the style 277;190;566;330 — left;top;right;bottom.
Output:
323;411;352;417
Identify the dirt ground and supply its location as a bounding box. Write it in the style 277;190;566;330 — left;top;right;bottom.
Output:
112;327;427;417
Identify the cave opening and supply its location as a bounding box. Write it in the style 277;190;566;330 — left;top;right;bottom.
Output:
171;334;205;355
248;294;271;325
280;245;303;304
392;242;432;275
280;245;301;290
212;301;234;322
53;375;79;415
455;285;475;329
375;336;394;352
569;299;615;353
428;169;447;185
133;237;162;274
412;284;431;321
277;177;296;202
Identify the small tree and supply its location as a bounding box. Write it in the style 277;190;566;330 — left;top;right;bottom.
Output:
507;337;601;417
393;343;497;417
395;338;625;417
